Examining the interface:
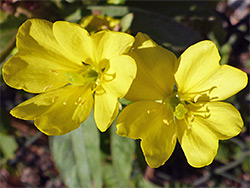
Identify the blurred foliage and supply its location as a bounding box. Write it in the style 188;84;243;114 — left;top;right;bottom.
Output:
0;0;249;187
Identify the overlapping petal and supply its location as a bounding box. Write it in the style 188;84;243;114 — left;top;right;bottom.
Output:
175;41;219;93
53;21;94;65
17;19;83;70
94;90;119;132
190;102;243;140
3;19;83;93
94;54;136;132
176;40;247;100
116;101;176;168
177;119;218;167
125;33;177;101
11;85;93;135
3;54;70;93
91;31;134;65
103;55;136;98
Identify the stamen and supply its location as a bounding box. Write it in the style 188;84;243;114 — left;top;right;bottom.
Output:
186;86;217;95
94;84;106;95
210;96;219;101
183;114;193;130
95;78;101;86
191;106;211;119
185;99;205;107
103;73;116;82
194;94;202;103
180;86;218;103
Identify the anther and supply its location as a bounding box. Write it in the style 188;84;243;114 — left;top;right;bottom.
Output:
172;134;177;144
194;94;202;103
147;109;156;114
78;97;82;102
80;99;87;105
190;115;195;122
163;119;170;125
63;100;67;105
52;96;59;103
43;85;53;92
104;73;116;82
50;70;58;75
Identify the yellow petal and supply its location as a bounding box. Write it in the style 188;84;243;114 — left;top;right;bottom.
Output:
11;85;93;135
190;65;247;101
177;119;218;168
2;19;83;93
17;19;82;69
175;41;220;94
116;101;177;168
53;21;93;64
103;55;136;98
191;102;243;140
125;33;177;101
94;90;119;132
3;54;70;93
91;30;134;65
175;40;248;100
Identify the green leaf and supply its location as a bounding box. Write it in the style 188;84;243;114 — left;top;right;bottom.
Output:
242;155;250;172
82;111;102;188
102;164;119;188
135;174;157;188
50;110;102;188
215;141;230;163
130;8;201;48
0;132;18;159
65;8;82;22
107;0;126;5
0;15;25;62
87;5;201;48
87;5;129;17
111;120;135;187
120;13;134;32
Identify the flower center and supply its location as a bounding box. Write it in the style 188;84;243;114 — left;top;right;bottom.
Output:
164;93;188;121
65;66;100;86
161;86;217;130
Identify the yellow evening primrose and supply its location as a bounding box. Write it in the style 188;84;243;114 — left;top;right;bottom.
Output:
2;19;136;135
116;33;248;168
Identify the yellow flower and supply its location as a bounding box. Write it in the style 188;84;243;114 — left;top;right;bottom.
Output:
116;33;248;168
80;15;120;34
3;19;136;135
